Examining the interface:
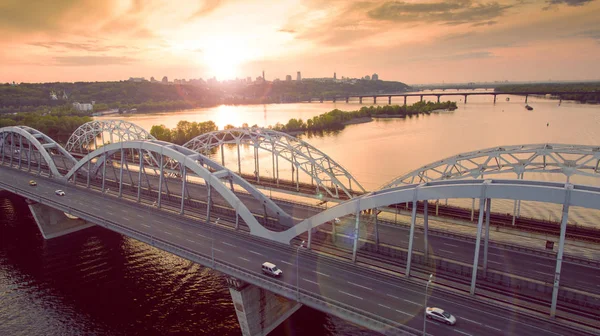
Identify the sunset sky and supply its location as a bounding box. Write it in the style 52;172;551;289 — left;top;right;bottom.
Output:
1;0;599;84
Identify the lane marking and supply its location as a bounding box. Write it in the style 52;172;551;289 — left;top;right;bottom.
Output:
443;242;459;247
137;215;143;218
249;250;263;256
140;224;150;228
458;317;480;325
487;252;503;257
302;278;318;285
339;290;363;300
222;242;235;247
485;325;502;332
213;248;224;253
348;281;373;291
395;309;411;316
107;211;114;215
122;218;130;221
164;231;173;236
439;249;455;254
196;233;207;238
535;263;554;268
186;239;195;244
488;260;502;265
238;257;250;262
387;294;399;299
315;271;330;277
403;299;420;305
378;304;391;309
534;270;552;276
280;260;293;265
454;330;473;336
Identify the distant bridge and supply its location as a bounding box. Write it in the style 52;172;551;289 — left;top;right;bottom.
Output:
303;91;597;104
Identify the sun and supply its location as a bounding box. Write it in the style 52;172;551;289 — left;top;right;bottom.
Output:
203;41;248;80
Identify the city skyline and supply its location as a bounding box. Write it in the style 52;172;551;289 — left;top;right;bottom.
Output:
1;0;599;84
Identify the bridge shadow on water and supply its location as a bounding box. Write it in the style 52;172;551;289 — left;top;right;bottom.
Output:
0;193;378;335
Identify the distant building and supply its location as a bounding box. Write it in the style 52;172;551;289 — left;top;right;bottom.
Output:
162;76;168;83
150;76;157;82
285;75;292;81
246;76;252;83
364;75;371;80
372;73;379;81
73;102;94;112
128;77;146;82
334;72;336;80
262;70;265;81
297;71;302;81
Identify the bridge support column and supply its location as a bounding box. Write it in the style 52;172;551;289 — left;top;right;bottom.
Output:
227;277;302;336
27;199;94;239
374;208;379;251
525;94;528;103
464;94;468;104
423;201;429;261
403;96;407;106
373;96;377;104
388;96;392;104
437;95;440;103
352;203;360;263
551;184;572;318
420;95;423;102
483;198;491;277
471;198;475;221
345;97;349;103
359;97;363;104
470;183;489;295
493;94;497;104
320;97;323;103
405;185;420;277
333;97;336;103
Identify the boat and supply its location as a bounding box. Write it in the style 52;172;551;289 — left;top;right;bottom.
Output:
506;97;510;101
525;105;533;111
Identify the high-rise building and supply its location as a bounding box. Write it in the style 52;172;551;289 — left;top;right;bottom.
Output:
162;76;168;83
262;70;265;81
296;71;301;81
333;72;336;80
286;75;292;81
372;73;379;81
364;75;370;80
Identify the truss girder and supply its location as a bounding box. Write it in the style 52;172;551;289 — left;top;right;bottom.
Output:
382;143;600;189
63;140;294;229
183;128;365;198
0;126;78;177
65;120;155;153
277;179;600;244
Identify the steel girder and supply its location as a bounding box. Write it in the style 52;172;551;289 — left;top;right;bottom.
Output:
63;140;294;230
183;128;365;199
278;179;600;244
65;120;155;153
381;143;600;189
0;126;78;178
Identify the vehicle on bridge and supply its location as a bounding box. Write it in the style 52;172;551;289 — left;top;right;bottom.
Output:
262;262;282;277
426;307;457;325
29;180;37;186
54;190;65;196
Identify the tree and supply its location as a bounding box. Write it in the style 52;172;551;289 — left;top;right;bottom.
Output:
150;124;172;142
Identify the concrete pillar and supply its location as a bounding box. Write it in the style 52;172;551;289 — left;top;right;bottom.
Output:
551;184;573;317
483;198;491;277
359;97;363;104
27;200;94;239
345;97;349;103
404;96;407;106
437;95;440;103
464;94;468;104
493;94;497;104
227;277;302;336
320;97;323;103
333;97;336;103
388;96;392;104
373;96;377;104
405;185;420;277
420;95;423;102
525;94;529;103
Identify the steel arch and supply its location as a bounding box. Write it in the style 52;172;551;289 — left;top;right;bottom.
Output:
278;179;600;243
183;127;365;199
0;126;78;178
65;120;155;153
63;140;294;231
381;143;600;189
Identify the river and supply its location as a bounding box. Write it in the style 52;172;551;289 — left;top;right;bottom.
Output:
2;91;600;335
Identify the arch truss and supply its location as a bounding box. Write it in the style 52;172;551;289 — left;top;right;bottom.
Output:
0;126;78;178
65;120;155;154
381;143;600;189
183;128;365;199
64;140;294;231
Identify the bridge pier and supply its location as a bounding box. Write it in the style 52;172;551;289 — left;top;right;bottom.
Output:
27;199;94;239
227;277;302;336
388;96;392;105
333;97;336;103
483;198;491;277
437;95;440;103
345;96;349;103
359;97;363;104
525;94;529;103
320;97;323;103
493;94;497;104
403;96;407;106
373;96;377;104
420;95;423;102
464;94;468;104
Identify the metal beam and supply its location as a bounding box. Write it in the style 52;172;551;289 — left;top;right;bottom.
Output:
550;183;573;317
405;185;421;277
470;181;490;295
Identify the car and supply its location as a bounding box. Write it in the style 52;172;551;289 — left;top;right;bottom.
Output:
262;262;283;277
29;180;37;186
425;307;457;325
54;190;65;196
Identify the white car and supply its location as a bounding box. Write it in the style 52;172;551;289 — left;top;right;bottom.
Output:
425;307;457;325
262;262;283;277
55;190;65;196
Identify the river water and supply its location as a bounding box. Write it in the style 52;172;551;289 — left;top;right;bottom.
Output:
2;91;600;335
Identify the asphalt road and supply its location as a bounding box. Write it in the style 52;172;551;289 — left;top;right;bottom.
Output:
0;168;596;336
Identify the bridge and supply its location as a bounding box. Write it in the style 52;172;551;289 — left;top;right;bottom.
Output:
1;122;600;336
303;91;596;105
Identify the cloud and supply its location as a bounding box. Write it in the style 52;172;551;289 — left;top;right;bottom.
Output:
188;0;228;19
545;0;595;7
572;29;600;40
277;28;296;33
29;41;128;52
471;20;498;27
367;0;512;25
52;56;135;66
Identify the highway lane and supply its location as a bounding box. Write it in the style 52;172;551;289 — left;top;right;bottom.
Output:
1;169;596;335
